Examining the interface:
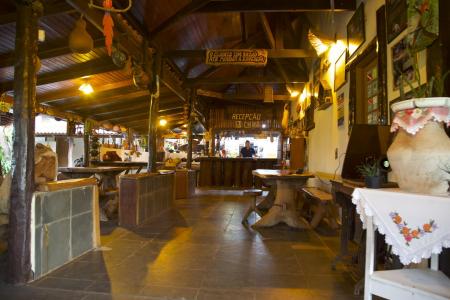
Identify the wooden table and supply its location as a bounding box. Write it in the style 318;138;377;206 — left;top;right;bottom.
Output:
59;166;131;190
90;161;147;173
252;169;313;228
59;167;131;221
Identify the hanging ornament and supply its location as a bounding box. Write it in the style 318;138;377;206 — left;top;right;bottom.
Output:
111;45;127;67
103;0;114;56
69;16;94;54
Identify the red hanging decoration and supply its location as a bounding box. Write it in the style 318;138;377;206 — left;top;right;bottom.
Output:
103;0;114;56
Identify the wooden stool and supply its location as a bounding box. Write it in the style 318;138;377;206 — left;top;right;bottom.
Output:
242;189;263;224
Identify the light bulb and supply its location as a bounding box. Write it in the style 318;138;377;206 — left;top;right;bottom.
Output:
79;83;94;94
159;119;167;126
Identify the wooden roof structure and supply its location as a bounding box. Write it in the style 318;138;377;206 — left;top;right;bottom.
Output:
0;0;356;133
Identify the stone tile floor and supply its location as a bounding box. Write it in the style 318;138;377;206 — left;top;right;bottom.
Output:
0;189;363;299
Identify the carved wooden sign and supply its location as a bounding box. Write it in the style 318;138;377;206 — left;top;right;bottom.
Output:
205;49;268;66
231;113;262;129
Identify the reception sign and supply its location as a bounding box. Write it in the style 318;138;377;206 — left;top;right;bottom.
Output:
206;49;268;66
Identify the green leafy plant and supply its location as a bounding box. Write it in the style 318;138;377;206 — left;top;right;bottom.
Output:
398;0;448;100
357;161;380;177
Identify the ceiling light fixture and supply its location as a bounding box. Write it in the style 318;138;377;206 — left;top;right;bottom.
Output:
159;119;167;126
79;82;94;94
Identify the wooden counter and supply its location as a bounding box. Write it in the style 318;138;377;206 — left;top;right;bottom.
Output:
119;173;175;227
197;157;278;188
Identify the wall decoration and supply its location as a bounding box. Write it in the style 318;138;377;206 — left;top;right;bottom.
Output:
407;0;439;52
347;3;366;58
386;0;407;43
334;50;347;91
391;37;415;91
337;92;345;127
205;49;268;66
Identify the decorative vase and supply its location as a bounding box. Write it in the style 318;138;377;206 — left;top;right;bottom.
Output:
387;98;450;195
69;17;94;54
365;176;384;189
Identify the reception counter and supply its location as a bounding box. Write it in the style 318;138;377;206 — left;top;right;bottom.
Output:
197;157;278;188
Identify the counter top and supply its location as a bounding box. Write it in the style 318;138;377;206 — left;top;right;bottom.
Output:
36;178;97;192
195;157;277;161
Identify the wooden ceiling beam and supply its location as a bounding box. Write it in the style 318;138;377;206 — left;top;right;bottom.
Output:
38;79;134;104
161;62;186;102
0;38;105;69
184;75;307;87
149;0;211;39
57;90;150;111
165;49;316;59
0;2;76;26
197;89;292;101
92;104;150;121
198;0;356;13
92;102;183;121
0;57;119;92
76;98;149;116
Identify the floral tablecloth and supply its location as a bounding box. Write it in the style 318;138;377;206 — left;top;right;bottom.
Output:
390;106;450;135
352;188;450;265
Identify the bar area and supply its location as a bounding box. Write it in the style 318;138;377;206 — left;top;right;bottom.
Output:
0;0;450;299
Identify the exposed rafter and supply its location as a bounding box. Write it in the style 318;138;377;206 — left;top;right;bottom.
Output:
197;89;292;101
0;38;105;69
184;75;307;87
149;0;211;39
38;79;134;104
0;2;76;26
0;57;120;92
197;0;356;13
164;49;316;59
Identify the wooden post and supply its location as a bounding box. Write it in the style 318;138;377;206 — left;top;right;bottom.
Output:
147;92;158;173
186;89;195;169
83;120;90;167
8;0;42;284
147;51;160;173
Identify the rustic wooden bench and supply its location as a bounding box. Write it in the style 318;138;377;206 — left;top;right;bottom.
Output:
301;186;339;229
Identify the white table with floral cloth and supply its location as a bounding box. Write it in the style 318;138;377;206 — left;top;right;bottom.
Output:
352;188;450;299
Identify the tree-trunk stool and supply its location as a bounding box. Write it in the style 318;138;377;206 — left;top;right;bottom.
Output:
241;189;263;224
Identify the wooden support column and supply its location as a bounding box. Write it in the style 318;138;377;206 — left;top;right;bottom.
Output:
83;120;90;167
147;92;159;173
8;0;42;284
186;89;195;169
147;50;161;173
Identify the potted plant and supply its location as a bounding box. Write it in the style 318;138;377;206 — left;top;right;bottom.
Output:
357;160;384;189
387;0;450;195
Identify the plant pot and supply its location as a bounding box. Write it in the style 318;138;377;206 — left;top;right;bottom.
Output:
365;176;384;189
387;98;450;195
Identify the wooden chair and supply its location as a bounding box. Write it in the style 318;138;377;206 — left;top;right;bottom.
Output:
364;216;450;300
241;189;263;224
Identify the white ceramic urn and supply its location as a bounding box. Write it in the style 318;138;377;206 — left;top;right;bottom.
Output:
387;97;450;195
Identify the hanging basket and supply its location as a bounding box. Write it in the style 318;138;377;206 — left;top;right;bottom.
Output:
0;111;13;127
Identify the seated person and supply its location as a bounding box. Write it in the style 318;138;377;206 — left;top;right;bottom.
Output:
240;140;256;158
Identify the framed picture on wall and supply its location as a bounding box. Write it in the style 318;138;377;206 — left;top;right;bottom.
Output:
387;30;427;102
337;92;345;127
391;37;415;91
386;0;407;43
347;3;365;58
334;50;347;91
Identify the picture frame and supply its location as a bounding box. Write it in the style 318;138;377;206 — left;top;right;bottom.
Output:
347;3;366;58
337;92;345;127
386;0;407;43
386;30;427;102
334;50;347;91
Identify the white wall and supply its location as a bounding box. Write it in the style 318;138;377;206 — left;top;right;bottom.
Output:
303;0;385;175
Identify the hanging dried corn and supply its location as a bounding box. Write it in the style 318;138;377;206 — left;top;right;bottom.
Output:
103;0;114;56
